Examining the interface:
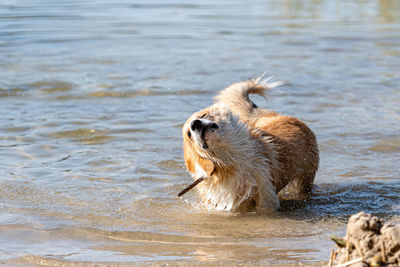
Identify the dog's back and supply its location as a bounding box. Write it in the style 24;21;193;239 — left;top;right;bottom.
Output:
215;78;319;197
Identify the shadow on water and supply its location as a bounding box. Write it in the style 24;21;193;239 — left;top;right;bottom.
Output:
279;181;400;221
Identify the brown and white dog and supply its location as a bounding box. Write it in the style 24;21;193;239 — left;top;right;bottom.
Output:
182;77;319;212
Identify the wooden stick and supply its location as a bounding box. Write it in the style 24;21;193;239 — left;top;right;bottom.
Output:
329;249;334;267
353;240;364;259
381;239;386;263
178;177;206;197
346;242;350;262
333;257;363;267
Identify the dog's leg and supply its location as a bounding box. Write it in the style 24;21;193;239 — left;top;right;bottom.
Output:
286;172;315;199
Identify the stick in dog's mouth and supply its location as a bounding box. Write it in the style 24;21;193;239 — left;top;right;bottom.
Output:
178;177;207;197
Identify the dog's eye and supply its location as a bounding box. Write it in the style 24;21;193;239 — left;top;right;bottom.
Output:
187;131;191;139
210;123;218;129
200;114;215;121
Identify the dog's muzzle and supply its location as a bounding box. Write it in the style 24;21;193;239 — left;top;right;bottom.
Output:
190;119;218;149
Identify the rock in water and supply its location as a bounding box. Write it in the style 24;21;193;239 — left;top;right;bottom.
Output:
329;212;400;267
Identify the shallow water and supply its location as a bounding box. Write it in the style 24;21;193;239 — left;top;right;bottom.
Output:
1;0;400;266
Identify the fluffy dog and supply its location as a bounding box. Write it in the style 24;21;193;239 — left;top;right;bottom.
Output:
181;77;319;212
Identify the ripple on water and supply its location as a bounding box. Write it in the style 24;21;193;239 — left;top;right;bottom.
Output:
29;80;74;94
0;87;26;98
1;81;75;98
87;89;210;98
53;88;209;100
280;181;400;220
49;128;113;145
368;135;400;153
2;126;31;133
111;128;154;134
157;159;185;171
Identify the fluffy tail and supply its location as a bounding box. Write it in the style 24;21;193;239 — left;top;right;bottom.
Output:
214;75;283;121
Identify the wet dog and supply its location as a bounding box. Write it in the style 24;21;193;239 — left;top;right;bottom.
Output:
181;77;319;212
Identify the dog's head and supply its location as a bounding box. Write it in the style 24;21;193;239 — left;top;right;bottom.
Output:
183;104;249;166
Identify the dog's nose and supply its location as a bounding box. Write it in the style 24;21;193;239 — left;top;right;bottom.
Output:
190;119;203;131
190;119;219;131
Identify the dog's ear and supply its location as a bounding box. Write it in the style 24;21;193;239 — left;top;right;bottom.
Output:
197;156;215;176
183;146;195;174
184;147;215;177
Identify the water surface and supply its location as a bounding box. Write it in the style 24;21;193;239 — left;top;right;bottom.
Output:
1;0;400;266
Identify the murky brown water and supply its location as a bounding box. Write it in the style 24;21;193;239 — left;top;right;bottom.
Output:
1;0;400;266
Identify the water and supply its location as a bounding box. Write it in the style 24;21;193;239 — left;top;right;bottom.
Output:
1;0;400;266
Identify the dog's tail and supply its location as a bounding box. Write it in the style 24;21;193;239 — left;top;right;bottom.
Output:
214;75;283;121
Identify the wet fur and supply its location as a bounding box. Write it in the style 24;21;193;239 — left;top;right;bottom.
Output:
182;77;319;212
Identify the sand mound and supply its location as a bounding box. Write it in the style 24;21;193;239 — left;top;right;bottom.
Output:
329;212;400;267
